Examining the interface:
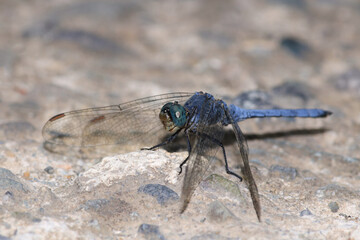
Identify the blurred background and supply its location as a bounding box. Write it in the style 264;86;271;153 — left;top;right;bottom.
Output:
2;0;359;119
0;0;360;239
2;0;358;157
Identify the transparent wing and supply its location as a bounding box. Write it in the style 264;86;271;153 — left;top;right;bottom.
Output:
180;98;224;213
223;105;261;221
42;92;193;148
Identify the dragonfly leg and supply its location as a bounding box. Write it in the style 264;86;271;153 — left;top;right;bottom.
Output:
141;128;182;151
178;131;191;175
200;132;243;182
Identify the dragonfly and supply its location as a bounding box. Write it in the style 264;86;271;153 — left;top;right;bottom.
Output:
42;91;332;221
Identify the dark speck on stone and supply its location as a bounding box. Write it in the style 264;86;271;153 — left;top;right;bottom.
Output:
328;202;339;213
39;207;45;215
138;223;165;240
269;165;298;180
300;208;312;216
280;37;311;59
138;184;179;205
44;166;54;174
4;191;13;198
3;191;15;204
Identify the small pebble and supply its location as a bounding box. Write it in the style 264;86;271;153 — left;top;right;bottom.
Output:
44;166;54;174
4;191;13;198
328;202;339;213
138;184;179;205
88;219;99;227
280;36;311;59
138;223;165;240
3;191;14;204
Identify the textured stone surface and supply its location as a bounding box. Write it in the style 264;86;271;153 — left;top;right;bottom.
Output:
0;0;359;239
138;184;179;205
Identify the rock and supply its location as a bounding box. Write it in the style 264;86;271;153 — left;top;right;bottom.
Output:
0;168;29;194
138;223;166;240
0;168;17;180
78;151;181;191
280;37;311;59
138;184;179;205
44;166;54;174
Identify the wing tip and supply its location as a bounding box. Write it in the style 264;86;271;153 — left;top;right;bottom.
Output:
179;199;189;214
256;209;261;222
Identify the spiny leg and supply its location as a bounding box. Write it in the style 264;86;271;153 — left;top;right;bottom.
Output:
178;131;192;175
141;128;182;151
177;108;197;175
200;132;243;182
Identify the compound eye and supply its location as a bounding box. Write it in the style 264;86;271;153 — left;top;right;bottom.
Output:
159;102;187;131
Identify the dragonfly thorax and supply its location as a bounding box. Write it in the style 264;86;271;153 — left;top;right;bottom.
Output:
159;102;187;132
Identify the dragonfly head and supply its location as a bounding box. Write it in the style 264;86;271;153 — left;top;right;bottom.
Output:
159;102;187;132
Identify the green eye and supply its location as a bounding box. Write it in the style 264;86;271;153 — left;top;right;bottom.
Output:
159;102;187;131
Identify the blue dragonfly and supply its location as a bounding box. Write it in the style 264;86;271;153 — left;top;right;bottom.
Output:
42;91;331;221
